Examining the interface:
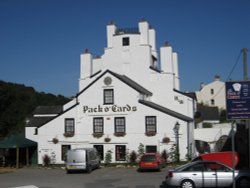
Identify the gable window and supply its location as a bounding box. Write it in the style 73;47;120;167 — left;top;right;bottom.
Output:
104;89;114;104
65;118;74;134
115;117;126;134
145;116;157;135
122;37;130;46
211;89;214;95
93;117;104;133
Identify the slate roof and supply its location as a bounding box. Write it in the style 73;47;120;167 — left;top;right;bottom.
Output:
110;71;152;96
139;99;193;122
196;105;219;121
26;116;54;127
77;69;152;97
33;106;63;115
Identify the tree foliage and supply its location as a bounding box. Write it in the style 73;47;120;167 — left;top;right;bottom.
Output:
0;80;70;138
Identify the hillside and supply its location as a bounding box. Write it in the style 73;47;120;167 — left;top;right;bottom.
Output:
0;80;70;138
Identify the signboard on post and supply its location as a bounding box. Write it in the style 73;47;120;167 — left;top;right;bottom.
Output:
226;81;250;120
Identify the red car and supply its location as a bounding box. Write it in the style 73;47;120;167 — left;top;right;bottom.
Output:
138;153;166;171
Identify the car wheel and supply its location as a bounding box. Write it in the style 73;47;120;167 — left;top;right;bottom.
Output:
237;178;250;188
181;180;195;188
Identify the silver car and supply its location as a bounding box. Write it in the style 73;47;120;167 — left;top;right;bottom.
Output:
165;160;250;188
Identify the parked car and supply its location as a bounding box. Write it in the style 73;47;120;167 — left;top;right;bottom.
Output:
138;153;166;171
192;151;239;168
165;160;250;188
66;148;100;173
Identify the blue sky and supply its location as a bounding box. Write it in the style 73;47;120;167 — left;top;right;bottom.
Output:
0;0;250;97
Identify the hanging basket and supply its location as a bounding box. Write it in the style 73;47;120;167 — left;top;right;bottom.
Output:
52;138;59;144
162;137;170;143
104;137;111;142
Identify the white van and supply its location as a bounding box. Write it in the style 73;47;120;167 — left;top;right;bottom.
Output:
66;148;100;173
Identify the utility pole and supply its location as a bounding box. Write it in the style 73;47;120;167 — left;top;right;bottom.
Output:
243;48;248;81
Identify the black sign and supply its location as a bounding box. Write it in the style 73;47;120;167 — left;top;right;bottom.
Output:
226;81;250;120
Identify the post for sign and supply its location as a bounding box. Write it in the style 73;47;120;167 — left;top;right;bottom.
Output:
231;121;235;188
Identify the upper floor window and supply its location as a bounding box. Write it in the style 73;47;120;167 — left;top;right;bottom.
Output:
211;99;215;105
122;37;130;46
145;116;157;134
93;117;104;133
104;89;114;104
115;117;126;133
211;89;214;95
65;118;74;134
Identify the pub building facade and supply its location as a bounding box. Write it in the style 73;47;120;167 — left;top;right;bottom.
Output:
26;20;195;164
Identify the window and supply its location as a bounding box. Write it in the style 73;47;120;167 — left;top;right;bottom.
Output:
146;145;157;153
211;99;215;105
93;117;104;133
65;118;74;134
211;88;214;95
115;117;125;133
61;145;71;161
115;145;126;161
122;37;129;46
94;145;104;160
145;116;157;133
104;89;114;104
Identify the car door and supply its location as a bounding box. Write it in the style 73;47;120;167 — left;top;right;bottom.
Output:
182;163;216;187
213;163;234;187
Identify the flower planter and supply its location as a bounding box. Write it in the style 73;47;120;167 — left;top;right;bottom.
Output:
63;132;74;137
92;133;104;138
145;131;156;136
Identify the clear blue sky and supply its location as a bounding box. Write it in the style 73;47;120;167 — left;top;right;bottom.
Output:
0;0;250;97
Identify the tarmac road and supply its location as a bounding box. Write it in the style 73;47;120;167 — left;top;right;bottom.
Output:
0;167;168;188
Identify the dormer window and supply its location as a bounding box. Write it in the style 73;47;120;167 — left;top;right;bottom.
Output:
122;37;130;46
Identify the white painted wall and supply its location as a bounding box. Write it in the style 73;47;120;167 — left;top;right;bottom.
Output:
26;21;195;164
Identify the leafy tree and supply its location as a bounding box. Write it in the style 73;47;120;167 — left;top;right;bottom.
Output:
137;143;145;159
0;80;70;138
104;150;113;166
129;150;137;164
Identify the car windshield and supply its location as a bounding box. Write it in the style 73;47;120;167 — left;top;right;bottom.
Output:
141;155;156;162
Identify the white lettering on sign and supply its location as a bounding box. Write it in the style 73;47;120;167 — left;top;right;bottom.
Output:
83;104;137;113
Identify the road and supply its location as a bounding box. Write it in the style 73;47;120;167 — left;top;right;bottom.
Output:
0;167;168;188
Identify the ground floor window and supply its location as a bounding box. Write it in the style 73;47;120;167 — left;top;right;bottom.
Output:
146;145;157;153
94;145;104;160
115;145;126;161
61;145;71;161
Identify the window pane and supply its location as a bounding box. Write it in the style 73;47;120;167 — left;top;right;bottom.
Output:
115;117;125;133
116;145;126;161
93;117;103;133
65;119;74;133
61;145;71;161
146;116;156;132
94;145;104;160
122;37;130;46
104;89;114;104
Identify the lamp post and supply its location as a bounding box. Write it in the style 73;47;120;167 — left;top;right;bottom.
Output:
173;121;180;162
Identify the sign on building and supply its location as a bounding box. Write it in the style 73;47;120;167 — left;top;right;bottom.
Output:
226;81;250;120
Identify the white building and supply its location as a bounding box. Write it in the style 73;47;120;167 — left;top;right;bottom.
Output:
195;75;226;110
26;20;196;164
